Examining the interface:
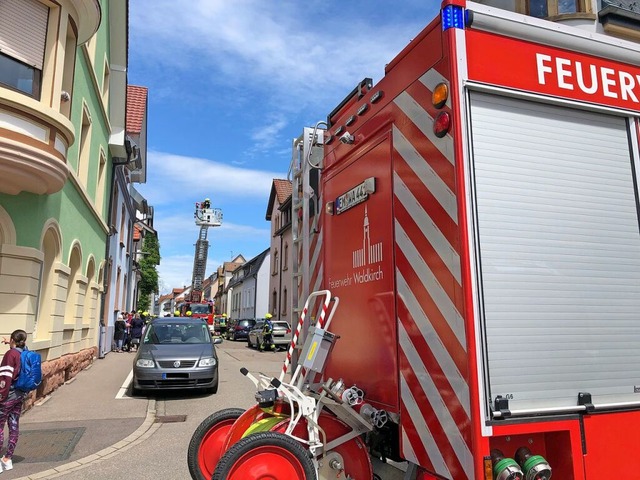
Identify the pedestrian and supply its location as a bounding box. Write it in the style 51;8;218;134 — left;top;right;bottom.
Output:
114;314;126;352
0;329;29;471
130;313;145;352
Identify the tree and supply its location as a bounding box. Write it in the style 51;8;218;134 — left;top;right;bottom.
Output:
137;233;160;311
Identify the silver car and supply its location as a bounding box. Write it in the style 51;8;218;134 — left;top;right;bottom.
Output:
132;317;222;394
248;320;292;350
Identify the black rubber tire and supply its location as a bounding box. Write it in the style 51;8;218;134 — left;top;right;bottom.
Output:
205;380;219;395
187;407;245;480
212;431;315;480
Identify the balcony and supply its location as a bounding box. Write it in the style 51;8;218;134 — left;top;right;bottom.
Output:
0;0;100;195
0;90;74;194
599;0;640;41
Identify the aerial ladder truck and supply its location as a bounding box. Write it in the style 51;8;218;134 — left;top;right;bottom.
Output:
177;200;222;321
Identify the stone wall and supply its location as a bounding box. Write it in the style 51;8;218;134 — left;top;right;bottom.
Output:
22;347;97;411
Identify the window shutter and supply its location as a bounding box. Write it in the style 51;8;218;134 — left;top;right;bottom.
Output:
0;0;49;70
470;92;640;414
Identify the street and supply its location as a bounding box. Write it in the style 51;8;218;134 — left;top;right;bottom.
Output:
16;339;285;480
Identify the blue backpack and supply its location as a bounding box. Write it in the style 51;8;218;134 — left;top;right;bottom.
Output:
14;347;42;392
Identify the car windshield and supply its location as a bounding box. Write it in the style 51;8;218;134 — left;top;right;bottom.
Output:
144;323;211;344
189;304;211;314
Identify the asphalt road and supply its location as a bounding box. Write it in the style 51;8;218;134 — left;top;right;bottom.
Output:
58;338;285;480
25;338;405;480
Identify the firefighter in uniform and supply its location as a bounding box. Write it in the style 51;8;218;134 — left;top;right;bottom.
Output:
259;313;275;352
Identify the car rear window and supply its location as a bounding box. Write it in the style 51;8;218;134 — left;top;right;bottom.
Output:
144;323;211;344
273;322;290;329
239;320;255;327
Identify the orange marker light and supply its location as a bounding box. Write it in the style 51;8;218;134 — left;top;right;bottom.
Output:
432;82;449;109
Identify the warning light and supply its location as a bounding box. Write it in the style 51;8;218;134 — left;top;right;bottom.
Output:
433;111;451;138
442;5;466;31
432;82;449;109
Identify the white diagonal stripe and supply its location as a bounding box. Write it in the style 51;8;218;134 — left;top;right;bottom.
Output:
400;323;473;479
419;69;452;109
394;91;454;164
400;373;450;477
401;428;419;465
395;220;466;347
393;126;458;223
394;172;460;284
398;271;470;415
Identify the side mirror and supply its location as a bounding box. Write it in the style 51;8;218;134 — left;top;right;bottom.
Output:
213;337;223;345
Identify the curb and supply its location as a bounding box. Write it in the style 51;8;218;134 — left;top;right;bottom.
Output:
13;399;159;480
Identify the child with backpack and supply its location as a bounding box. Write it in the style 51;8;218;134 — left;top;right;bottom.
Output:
0;329;38;472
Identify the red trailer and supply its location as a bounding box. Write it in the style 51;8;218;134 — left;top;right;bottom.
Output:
189;2;640;479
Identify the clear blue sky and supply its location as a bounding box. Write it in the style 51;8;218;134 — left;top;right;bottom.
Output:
129;1;441;294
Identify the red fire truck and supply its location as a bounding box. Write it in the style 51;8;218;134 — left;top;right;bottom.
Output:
188;2;640;479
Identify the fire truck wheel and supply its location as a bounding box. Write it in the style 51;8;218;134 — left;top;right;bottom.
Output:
212;432;315;480
187;407;245;480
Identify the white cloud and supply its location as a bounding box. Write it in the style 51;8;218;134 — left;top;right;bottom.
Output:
139;150;281;206
130;1;424;108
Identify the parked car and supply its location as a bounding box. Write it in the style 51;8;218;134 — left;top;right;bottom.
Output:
132;317;222;395
225;318;256;341
247;320;264;348
248;320;292;350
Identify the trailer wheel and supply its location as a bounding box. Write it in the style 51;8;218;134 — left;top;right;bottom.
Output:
270;411;373;479
187;407;245;480
212;431;315;480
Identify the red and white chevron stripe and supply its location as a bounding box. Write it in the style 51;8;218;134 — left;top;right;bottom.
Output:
393;67;472;479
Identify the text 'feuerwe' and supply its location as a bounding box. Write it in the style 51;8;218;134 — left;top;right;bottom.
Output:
536;53;640;103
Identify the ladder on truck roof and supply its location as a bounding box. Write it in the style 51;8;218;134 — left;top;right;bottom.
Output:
289;125;325;344
192;203;223;296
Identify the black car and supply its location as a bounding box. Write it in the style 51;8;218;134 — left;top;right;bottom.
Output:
132;317;222;394
225;318;256;341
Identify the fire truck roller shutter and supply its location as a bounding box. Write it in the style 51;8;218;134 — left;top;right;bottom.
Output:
468;91;640;416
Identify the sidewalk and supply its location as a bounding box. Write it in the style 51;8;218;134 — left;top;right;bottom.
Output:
3;351;156;480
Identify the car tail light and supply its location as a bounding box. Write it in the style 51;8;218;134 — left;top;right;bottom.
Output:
286;329;291;334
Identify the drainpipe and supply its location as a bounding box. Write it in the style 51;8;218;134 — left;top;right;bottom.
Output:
98;162;118;359
277;233;283;320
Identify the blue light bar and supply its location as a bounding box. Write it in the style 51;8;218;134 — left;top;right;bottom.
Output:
442;5;466;31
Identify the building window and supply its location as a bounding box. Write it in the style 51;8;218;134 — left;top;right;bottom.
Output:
78;103;92;183
273;250;278;275
102;59;110;105
527;0;591;17
283;243;288;270
0;0;49;99
282;288;287;315
272;290;277;316
96;148;106;213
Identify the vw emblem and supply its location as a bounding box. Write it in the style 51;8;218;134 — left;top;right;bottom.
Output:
173;360;181;368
